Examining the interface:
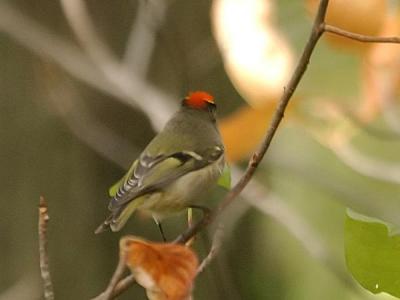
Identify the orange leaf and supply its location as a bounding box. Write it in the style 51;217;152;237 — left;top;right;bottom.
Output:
220;102;293;163
120;236;198;300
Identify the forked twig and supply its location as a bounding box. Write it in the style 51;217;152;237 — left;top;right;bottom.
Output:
197;225;224;275
91;251;128;300
324;24;400;44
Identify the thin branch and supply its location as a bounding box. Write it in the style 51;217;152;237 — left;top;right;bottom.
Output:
241;180;377;298
59;0;117;68
59;0;176;130
38;68;138;168
30;0;400;297
110;275;136;299
174;0;330;244
110;188;251;298
331;142;400;185
173;0;400;244
197;225;224;275
0;2;175;131
324;24;400;44
243;189;354;289
123;0;169;76
91;251;128;300
74;0;400;296
234;166;360;293
190;166;360;293
38;196;54;300
0;2;114;95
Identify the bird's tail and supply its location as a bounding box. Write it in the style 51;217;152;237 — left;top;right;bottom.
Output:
94;199;142;234
94;214;113;234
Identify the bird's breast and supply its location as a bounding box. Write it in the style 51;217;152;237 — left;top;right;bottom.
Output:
141;156;225;218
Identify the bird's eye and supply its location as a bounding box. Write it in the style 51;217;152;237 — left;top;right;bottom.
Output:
207;102;216;112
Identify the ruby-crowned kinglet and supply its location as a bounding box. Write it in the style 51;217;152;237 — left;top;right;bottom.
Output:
95;91;225;235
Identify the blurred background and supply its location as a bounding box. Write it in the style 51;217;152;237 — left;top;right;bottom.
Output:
1;0;400;299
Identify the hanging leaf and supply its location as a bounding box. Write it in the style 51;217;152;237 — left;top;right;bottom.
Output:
120;236;198;300
344;209;400;298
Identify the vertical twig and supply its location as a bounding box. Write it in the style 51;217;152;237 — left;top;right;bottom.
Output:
38;196;54;300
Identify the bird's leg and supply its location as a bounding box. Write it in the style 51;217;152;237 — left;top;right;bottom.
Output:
188;205;211;219
187;208;193;227
185;205;211;246
186;208;194;246
153;216;167;242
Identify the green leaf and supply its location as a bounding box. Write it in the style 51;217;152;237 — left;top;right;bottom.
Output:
217;164;231;190
345;209;400;298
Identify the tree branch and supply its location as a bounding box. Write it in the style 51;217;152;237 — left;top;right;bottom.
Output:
123;0;169;76
331;142;400;185
39;70;138;169
38;196;54;300
324;24;400;44
0;2;176;131
174;0;330;244
91;250;128;300
0;2;114;96
82;0;400;296
109;275;136;299
59;0;176;130
29;0;400;297
197;225;224;275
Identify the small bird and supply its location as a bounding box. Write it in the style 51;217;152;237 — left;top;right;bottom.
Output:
95;91;225;237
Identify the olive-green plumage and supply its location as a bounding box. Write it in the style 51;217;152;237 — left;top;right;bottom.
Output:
95;92;225;234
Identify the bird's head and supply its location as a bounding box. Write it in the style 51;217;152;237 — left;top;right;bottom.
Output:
182;91;216;112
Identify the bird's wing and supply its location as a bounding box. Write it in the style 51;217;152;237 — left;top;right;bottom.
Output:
108;145;224;211
108;160;137;197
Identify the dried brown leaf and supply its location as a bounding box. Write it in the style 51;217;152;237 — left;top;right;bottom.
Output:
120;237;198;300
